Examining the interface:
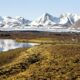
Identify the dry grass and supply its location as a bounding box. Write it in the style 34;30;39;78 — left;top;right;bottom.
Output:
0;44;80;80
0;48;27;67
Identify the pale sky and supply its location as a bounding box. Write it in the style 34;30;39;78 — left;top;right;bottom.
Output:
0;0;79;20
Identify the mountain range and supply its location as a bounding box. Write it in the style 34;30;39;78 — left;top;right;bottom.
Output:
0;13;80;32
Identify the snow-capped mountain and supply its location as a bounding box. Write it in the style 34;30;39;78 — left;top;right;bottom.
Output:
31;13;59;26
0;13;80;32
70;19;80;30
0;16;31;28
31;13;80;27
59;13;80;26
15;16;31;25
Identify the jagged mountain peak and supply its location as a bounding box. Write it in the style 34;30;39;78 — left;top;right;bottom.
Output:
3;16;13;20
0;16;31;27
60;13;78;17
0;13;80;32
40;13;58;22
30;13;80;27
31;13;59;26
41;12;53;18
35;12;54;22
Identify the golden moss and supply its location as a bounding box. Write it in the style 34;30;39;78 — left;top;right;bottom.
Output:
0;44;80;80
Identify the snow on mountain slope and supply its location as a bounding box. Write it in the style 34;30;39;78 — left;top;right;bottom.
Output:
15;16;31;25
0;16;31;28
59;14;72;26
3;16;20;28
0;16;3;21
0;16;4;27
0;13;80;32
31;13;80;27
31;13;59;26
70;19;80;30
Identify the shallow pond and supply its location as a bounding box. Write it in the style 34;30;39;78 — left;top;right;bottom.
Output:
0;39;38;52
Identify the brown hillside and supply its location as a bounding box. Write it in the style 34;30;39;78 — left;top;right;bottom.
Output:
71;19;80;29
0;44;80;80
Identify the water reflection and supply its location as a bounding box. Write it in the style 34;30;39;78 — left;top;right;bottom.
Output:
0;39;38;51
